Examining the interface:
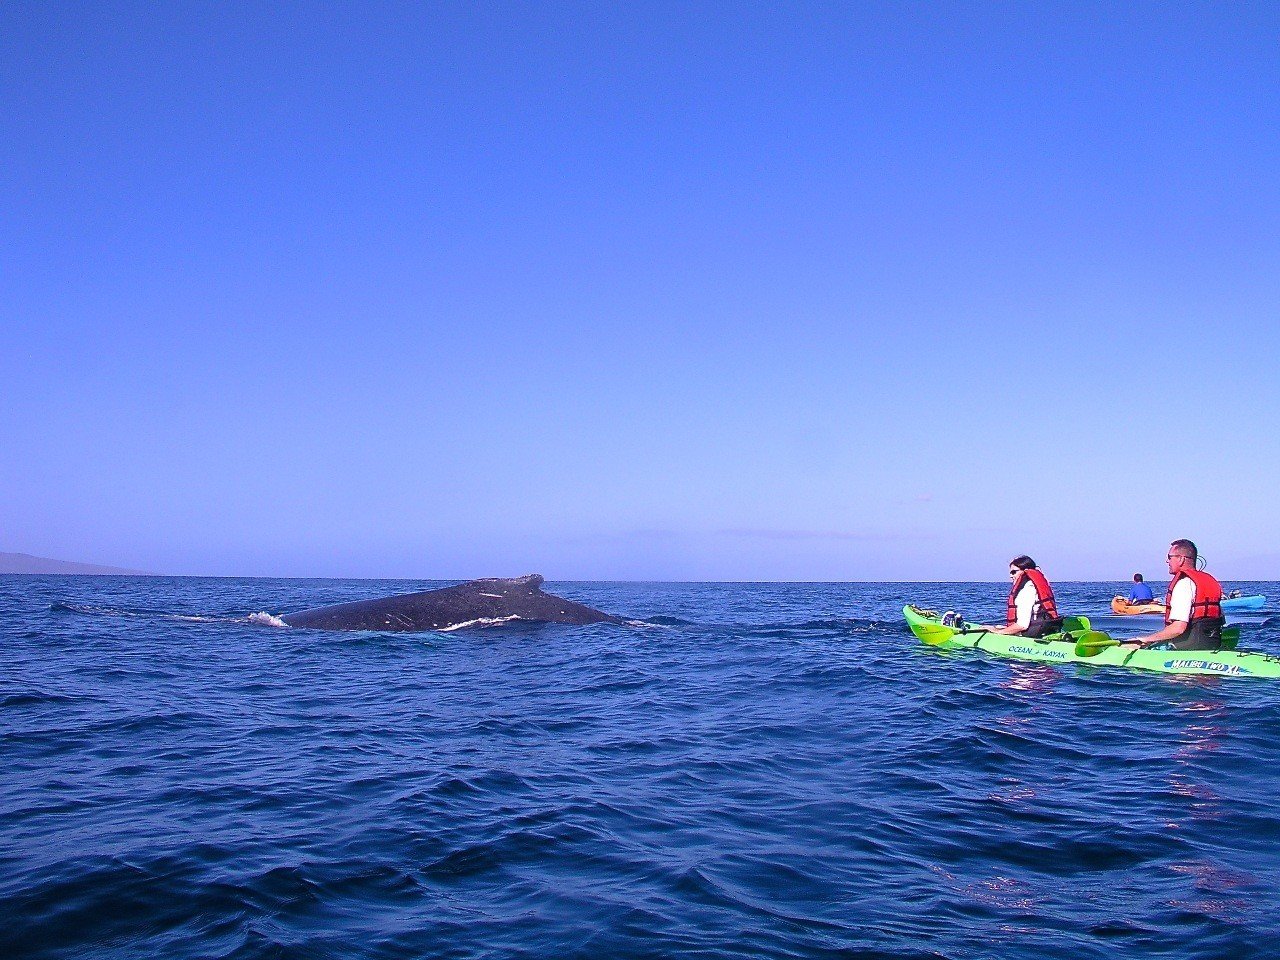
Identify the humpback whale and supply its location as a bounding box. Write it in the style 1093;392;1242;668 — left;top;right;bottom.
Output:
281;574;623;632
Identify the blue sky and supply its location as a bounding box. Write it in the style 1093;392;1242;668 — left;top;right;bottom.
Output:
3;3;1278;580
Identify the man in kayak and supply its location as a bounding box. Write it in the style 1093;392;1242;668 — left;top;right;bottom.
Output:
976;555;1065;638
1126;573;1155;604
1121;539;1225;651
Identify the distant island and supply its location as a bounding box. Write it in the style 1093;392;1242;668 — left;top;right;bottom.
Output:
0;552;149;575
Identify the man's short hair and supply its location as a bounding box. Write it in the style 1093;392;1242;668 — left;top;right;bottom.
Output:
1169;539;1198;561
1133;573;1144;582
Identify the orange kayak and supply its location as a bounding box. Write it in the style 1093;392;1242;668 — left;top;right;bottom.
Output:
1111;597;1166;616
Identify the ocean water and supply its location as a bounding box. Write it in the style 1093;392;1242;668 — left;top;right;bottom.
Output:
4;576;1280;960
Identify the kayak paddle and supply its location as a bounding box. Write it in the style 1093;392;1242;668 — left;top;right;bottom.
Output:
1074;631;1118;658
1075;626;1242;657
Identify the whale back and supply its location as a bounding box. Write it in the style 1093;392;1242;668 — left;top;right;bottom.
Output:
281;574;621;632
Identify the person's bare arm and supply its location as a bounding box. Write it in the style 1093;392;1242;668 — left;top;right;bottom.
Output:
1122;621;1186;648
975;622;1024;635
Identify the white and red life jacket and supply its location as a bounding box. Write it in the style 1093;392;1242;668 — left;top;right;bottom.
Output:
1007;568;1060;627
1164;568;1223;625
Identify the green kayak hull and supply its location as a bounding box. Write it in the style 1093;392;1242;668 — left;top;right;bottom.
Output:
904;605;1280;679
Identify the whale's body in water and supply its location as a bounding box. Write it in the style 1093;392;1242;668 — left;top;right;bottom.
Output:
281;574;623;632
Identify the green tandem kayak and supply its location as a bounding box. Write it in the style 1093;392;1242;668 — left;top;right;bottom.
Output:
903;604;1280;679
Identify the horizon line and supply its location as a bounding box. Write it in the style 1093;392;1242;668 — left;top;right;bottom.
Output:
4;572;1275;585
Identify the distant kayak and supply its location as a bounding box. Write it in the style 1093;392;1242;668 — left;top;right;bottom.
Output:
904;605;1280;678
1110;597;1166;616
1111;594;1266;616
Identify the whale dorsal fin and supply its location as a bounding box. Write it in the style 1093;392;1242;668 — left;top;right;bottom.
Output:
472;573;544;591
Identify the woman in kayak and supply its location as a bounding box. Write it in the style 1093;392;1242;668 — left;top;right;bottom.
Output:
976;555;1065;638
1122;539;1225;651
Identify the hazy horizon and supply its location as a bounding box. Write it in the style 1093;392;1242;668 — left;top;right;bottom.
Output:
4;549;1277;587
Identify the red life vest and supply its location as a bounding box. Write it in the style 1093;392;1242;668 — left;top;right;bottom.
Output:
1164;568;1223;624
1007;568;1060;626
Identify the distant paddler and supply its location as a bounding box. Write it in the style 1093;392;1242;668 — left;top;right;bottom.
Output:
1121;539;1225;651
972;555;1065;638
1121;572;1155;604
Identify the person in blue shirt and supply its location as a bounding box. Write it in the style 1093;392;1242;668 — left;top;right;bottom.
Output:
1127;573;1155;603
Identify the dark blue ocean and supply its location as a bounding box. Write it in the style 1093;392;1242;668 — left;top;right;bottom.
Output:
4;577;1280;960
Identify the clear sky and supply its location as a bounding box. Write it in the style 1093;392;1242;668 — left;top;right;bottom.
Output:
3;3;1278;580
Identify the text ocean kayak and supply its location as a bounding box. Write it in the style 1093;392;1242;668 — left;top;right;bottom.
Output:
904;605;1280;678
1111;594;1267;616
